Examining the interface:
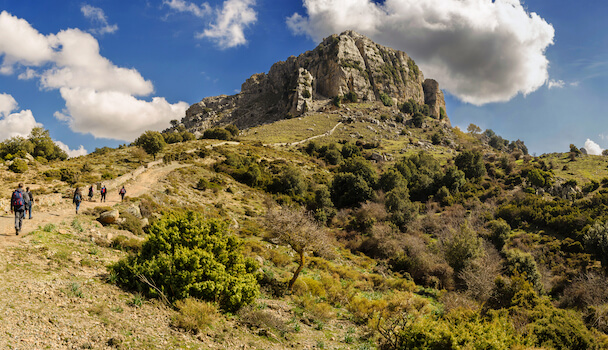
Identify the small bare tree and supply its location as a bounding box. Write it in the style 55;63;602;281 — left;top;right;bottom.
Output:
265;205;332;290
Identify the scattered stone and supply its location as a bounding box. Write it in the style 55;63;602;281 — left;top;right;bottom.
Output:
98;210;119;225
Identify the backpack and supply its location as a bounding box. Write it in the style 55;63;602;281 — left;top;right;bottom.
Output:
120;188;126;194
74;193;81;202
11;190;24;210
101;187;106;194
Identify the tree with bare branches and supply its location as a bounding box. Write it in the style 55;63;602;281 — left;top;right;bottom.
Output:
265;205;333;290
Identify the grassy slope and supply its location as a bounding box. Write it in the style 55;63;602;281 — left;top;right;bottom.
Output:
3;102;608;348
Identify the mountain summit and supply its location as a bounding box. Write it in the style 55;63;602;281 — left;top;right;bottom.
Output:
180;30;448;133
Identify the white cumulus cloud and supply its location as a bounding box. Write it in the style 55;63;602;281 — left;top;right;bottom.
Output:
164;0;211;18
41;29;153;95
165;0;256;49
0;93;42;140
287;0;555;105
57;87;189;140
54;140;88;158
0;12;188;141
81;4;118;35
0;11;54;74
585;139;604;156
548;79;565;89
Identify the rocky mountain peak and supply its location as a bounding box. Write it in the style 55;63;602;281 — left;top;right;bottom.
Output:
180;31;448;134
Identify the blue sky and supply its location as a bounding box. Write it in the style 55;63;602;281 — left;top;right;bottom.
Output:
0;0;606;156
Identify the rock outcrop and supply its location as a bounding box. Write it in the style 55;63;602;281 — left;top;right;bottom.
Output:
180;30;449;133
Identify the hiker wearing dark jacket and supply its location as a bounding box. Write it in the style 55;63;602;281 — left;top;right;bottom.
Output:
88;185;94;201
10;183;27;235
25;187;33;219
73;187;82;214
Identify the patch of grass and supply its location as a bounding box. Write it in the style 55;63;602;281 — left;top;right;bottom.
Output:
71;218;84;233
64;282;84;298
171;298;220;333
129;294;144;307
240;114;341;144
42;223;56;232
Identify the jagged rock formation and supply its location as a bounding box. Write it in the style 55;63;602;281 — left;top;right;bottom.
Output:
180;31;449;133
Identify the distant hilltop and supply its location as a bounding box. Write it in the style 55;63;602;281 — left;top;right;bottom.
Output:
178;30;449;133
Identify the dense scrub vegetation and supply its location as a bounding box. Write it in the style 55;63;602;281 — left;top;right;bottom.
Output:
74;106;608;347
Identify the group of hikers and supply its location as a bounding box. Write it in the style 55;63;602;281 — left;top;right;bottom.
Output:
9;183;127;235
72;184;127;214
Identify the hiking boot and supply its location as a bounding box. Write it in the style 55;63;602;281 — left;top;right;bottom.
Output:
16;229;19;235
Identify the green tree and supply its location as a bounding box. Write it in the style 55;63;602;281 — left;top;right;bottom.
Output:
0;136;34;159
331;173;374;208
340;142;361;159
467;123;481;135
134;130;166;160
444;224;483;274
339;156;378;188
110;211;259;312
28;127;67;160
412;112;425;128
454;150;486;180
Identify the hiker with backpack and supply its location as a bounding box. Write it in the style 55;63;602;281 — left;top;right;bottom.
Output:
73;187;82;214
25;187;33;219
119;186;126;202
10;183;29;235
88;185;94;201
100;185;107;202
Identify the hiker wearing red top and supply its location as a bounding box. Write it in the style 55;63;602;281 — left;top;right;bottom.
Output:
119;186;126;202
100;185;107;202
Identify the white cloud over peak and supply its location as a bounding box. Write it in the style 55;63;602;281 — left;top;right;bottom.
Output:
54;140;88;158
287;0;555;105
0;12;188;141
585;139;604;156
81;4;118;35
0;93;42;140
165;0;257;49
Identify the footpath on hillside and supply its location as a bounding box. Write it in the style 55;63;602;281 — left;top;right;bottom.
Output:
0;161;190;247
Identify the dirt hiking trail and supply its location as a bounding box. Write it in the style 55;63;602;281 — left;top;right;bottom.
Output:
0;161;190;249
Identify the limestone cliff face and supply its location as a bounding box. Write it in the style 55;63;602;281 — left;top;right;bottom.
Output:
181;31;449;133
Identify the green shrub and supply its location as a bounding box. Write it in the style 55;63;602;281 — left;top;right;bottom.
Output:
503;249;543;292
110;211;259;312
111;235;143;252
344;91;358;103
379;92;393;107
8;159;28;173
118;211;144;235
224;124;240;137
202;128;232;140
